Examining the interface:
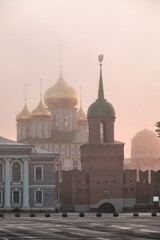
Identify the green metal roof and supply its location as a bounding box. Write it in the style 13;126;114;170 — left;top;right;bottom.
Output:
87;99;115;118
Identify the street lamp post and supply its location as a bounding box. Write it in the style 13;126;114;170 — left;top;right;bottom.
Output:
54;156;61;212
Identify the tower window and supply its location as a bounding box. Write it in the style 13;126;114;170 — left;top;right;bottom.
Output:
100;121;106;143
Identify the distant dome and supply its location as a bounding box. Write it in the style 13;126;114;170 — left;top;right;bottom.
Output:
87;99;115;118
16;103;31;124
32;99;51;121
131;128;160;158
44;74;78;108
77;105;88;125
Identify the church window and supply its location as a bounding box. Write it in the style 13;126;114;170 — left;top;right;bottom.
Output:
74;145;77;153
53;116;58;128
35;190;43;204
0;162;3;181
73;160;78;169
113;180;116;183
12;190;21;204
97;181;99;184
64;116;68;127
12;162;21;182
26;127;29;138
34;166;43;182
20;127;23;139
56;160;62;171
105;180;108;183
42;124;45;137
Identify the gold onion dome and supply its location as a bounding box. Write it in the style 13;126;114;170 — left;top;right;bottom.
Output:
16;103;32;124
44;74;78;108
77;105;88;125
32;99;51;121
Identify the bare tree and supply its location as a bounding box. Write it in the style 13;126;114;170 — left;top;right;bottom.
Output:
155;122;160;137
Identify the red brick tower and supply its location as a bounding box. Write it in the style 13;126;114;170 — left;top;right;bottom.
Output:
80;55;125;212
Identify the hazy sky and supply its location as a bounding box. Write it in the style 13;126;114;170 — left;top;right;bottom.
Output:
1;0;160;157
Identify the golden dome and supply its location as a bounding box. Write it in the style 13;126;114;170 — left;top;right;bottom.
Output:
44;74;78;108
16;103;32;124
32;99;51;121
77;105;88;125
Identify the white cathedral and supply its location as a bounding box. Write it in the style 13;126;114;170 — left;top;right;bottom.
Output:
16;70;88;171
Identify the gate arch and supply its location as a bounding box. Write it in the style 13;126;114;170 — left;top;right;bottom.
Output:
98;202;115;213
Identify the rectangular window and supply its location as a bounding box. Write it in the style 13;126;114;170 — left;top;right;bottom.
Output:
34;166;43;182
0;163;2;181
0;190;2;205
13;190;20;204
35;190;43;204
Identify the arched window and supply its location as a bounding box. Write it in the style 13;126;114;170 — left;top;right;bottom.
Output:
12;162;21;182
100;121;106;143
0;162;3;181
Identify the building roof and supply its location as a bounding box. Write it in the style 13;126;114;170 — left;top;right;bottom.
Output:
0;136;24;145
0;136;59;159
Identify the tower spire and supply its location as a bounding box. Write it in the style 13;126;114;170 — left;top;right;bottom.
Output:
80;86;82;106
59;43;63;75
40;78;42;100
98;54;104;101
25;83;27;104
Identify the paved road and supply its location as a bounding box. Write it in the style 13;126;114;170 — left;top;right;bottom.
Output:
0;213;160;239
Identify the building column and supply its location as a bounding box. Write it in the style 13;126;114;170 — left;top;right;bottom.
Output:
4;158;11;208
23;159;30;208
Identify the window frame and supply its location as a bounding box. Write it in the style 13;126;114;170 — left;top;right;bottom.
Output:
12;190;21;205
0;161;4;182
0;190;3;206
34;166;43;182
34;189;43;205
11;160;22;182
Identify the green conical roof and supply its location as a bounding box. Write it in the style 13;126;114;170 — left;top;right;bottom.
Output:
87;56;115;118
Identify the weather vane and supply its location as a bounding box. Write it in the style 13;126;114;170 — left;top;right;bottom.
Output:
98;54;103;66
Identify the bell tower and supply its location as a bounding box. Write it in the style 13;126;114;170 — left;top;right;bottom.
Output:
87;55;115;144
81;55;124;172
